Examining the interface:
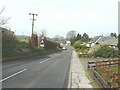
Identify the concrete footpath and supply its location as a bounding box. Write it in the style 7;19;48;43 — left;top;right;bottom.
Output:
68;51;93;88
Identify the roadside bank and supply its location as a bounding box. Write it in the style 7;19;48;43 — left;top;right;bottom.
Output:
2;48;62;63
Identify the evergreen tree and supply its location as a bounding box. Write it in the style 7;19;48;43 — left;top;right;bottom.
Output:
76;33;81;41
113;33;117;38
81;33;89;42
70;36;76;45
110;33;114;37
110;33;117;38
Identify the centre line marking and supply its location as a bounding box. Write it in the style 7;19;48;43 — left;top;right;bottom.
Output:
0;68;27;82
40;58;50;63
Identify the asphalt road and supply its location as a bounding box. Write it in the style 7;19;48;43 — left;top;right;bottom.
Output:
2;48;73;88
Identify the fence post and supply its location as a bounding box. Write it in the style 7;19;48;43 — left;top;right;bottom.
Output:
87;62;89;68
109;60;111;67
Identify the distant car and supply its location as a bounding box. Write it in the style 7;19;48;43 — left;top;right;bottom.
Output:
62;45;67;50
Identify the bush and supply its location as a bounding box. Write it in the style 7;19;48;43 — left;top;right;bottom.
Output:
118;34;120;50
74;41;87;51
15;40;29;48
74;41;90;57
74;40;81;49
88;45;116;58
2;30;16;49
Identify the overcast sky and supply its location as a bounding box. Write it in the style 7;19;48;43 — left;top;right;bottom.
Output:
0;0;120;38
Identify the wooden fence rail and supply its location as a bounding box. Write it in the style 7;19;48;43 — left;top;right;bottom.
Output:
88;59;119;68
88;65;111;89
88;59;120;89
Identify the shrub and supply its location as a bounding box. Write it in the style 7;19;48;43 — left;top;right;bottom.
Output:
74;42;87;51
88;45;116;58
16;40;29;48
74;41;90;57
74;40;81;49
118;34;120;50
2;32;18;51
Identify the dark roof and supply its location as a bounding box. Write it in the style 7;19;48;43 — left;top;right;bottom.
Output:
90;36;118;46
98;37;118;46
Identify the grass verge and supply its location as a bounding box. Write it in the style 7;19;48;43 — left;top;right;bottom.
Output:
2;47;62;63
85;69;101;88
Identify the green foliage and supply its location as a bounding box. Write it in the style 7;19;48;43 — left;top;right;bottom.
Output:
81;33;89;42
74;41;88;50
74;41;90;57
96;65;119;88
15;40;29;48
76;33;81;41
74;40;81;49
110;33;117;38
16;35;29;43
118;34;120;50
70;36;76;45
79;46;90;56
68;32;90;46
3;47;60;60
88;45;116;58
88;45;101;55
2;31;16;49
2;30;30;50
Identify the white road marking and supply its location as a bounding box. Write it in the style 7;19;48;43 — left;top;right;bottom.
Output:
40;58;50;63
0;68;27;82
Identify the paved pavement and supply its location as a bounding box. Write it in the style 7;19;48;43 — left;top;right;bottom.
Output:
68;50;93;88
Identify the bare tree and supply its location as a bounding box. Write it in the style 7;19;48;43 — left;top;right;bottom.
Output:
52;35;65;43
53;35;60;42
0;6;10;27
66;30;76;39
41;29;47;36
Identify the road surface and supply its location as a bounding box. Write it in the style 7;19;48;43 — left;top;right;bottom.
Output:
2;48;73;88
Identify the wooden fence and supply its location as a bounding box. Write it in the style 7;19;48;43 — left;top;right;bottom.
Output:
88;59;119;68
88;59;120;89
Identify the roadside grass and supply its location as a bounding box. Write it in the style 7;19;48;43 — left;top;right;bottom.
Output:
110;65;119;73
78;57;119;89
85;69;101;88
95;65;119;88
2;47;61;62
78;57;101;88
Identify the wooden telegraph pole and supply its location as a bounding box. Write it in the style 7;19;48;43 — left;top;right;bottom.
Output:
29;13;38;47
29;13;38;35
